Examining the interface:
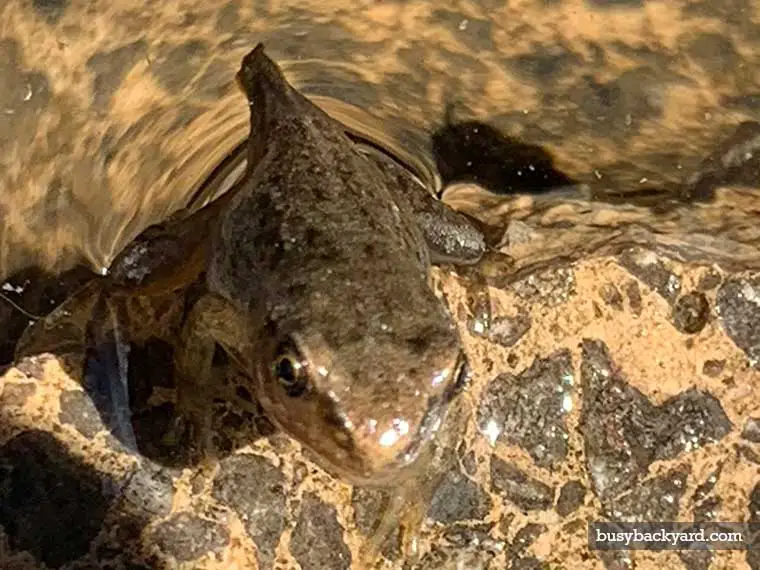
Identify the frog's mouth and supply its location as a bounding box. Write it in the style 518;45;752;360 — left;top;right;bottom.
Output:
255;380;450;486
322;355;470;485
307;392;452;487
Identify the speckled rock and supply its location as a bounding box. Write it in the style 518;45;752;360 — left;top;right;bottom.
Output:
2;221;760;569
477;350;573;469
716;275;760;369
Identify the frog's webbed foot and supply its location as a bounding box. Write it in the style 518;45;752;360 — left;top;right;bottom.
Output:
415;198;487;266
167;293;252;458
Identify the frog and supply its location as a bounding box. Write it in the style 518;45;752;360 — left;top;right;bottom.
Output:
92;44;484;490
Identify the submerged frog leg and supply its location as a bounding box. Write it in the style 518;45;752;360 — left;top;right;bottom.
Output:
358;439;451;566
15;280;105;361
108;188;239;298
358;484;429;568
167;293;254;455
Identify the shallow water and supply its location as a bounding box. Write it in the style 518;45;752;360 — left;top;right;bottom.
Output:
2;0;760;279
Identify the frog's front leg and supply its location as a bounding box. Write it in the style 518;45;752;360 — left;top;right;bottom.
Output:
167;293;254;456
363;147;486;266
414;197;487;266
15;280;106;361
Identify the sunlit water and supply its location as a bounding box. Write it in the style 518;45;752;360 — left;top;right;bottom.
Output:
2;0;760;280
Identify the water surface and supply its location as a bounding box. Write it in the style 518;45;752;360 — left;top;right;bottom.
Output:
1;0;760;278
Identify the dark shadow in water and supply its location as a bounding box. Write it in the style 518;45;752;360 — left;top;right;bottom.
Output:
433;117;760;210
81;334;190;466
0;265;93;371
0;426;157;569
83;331;275;469
71;274;273;469
431;119;578;194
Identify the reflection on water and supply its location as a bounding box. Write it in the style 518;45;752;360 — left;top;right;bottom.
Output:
1;0;760;280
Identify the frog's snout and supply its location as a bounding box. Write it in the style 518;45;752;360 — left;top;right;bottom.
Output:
340;395;448;483
317;351;470;484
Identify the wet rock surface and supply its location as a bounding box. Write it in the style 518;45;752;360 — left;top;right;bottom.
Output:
477;350;573;469
0;266;92;368
0;430;117;568
291;493;352;570
489;458;555;512
671;291;711;334
151;512;230;562
580;339;732;502
212;454;288;568
428;464;492;524
1;242;758;569
556;480;587;517
716;275;760;369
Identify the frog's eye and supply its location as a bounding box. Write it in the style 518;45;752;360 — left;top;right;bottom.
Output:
272;341;310;398
445;353;471;402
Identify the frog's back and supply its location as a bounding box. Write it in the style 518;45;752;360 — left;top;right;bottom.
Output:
209;45;434;330
205;47;467;483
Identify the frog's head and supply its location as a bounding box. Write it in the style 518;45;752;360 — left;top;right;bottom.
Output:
253;312;470;486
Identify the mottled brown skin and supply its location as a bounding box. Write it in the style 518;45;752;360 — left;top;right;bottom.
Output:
167;44;485;485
